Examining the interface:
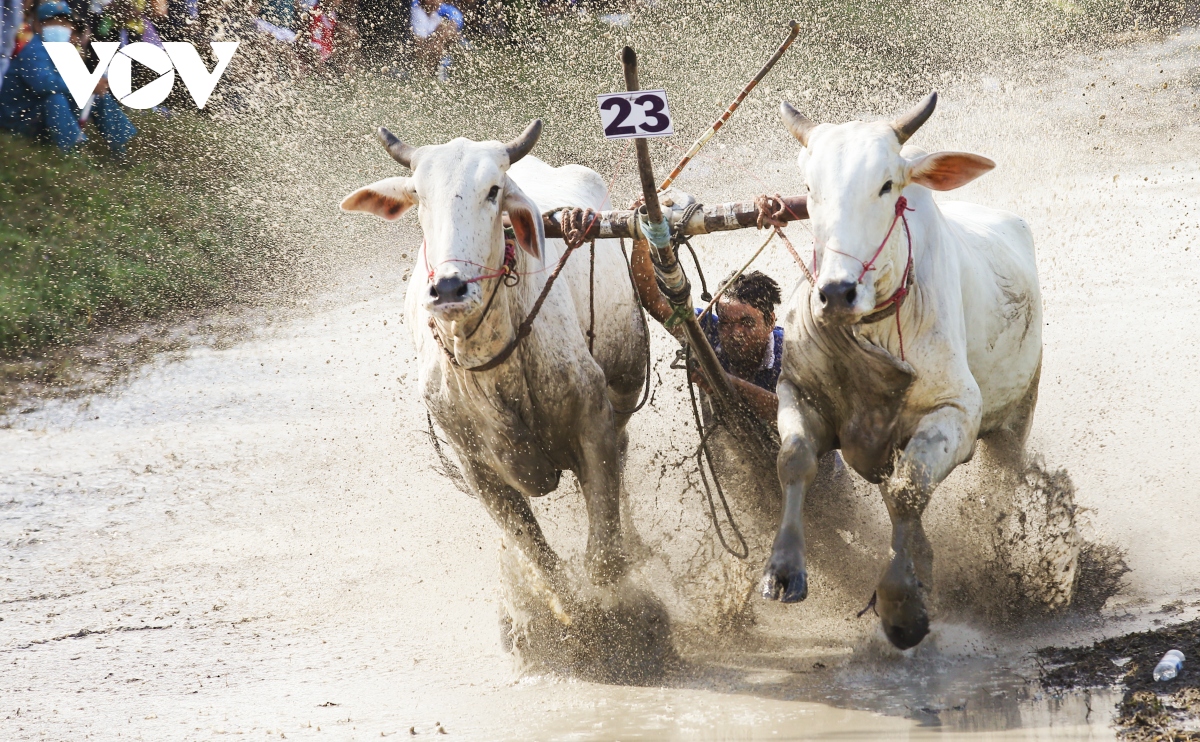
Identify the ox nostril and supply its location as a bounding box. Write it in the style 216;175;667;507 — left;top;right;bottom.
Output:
429;285;438;298
817;281;858;313
432;277;468;303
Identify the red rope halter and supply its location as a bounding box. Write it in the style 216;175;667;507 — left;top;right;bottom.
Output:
860;195;915;361
781;194;916;361
423;235;519;286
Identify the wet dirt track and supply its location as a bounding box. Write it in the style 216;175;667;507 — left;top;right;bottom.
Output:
3;28;1200;741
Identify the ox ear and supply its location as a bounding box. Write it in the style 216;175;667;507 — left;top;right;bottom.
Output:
503;177;544;260
340;177;418;221
905;152;995;191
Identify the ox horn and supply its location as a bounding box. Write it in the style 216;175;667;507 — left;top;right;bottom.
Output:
780;101;818;147
377;126;417;169
892;92;938;145
505;119;542;165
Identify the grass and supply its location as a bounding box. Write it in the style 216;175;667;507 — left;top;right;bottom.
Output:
0;119;268;358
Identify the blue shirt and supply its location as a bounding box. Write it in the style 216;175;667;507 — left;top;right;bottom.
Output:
0;36;136;152
697;309;784;392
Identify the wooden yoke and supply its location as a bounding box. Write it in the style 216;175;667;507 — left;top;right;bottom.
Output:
541;196;809;240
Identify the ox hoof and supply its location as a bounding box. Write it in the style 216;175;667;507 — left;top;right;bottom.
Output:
876;558;931;650
760;561;808;603
882;613;930;650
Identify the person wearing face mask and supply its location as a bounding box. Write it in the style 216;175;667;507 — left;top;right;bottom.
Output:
0;1;135;154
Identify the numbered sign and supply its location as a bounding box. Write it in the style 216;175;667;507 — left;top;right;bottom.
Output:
597;90;674;140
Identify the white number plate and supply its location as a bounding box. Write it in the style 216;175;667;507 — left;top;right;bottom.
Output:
597;89;674;140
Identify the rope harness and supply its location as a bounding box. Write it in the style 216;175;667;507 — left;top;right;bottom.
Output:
682;345;750;560
757;193;916;361
427;217;597;373
671;202;711;303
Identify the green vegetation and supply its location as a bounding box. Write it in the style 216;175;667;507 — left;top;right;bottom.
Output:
0;124;265;357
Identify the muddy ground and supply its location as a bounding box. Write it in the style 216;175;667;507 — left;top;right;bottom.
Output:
1041;618;1200;740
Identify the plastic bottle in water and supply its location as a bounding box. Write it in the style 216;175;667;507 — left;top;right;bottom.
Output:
1153;650;1185;681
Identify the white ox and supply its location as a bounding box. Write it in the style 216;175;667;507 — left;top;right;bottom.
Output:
762;94;1043;649
340;121;648;590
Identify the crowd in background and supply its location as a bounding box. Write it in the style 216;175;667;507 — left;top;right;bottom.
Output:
0;0;635;155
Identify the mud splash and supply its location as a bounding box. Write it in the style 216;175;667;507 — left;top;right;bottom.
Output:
497;543;676;684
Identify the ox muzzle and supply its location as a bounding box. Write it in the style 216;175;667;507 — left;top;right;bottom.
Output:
813;276;871;325
430;275;469;305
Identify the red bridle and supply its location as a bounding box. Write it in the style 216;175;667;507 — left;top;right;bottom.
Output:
422;235;519;286
780;194;916;361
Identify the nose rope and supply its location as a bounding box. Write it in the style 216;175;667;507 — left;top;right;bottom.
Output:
864;196;915;361
422;236;522;286
773;194;915;361
858;195;914;282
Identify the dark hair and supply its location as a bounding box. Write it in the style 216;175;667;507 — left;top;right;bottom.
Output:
718;270;781;322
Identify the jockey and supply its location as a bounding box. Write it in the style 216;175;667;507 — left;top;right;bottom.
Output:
695;270;783;421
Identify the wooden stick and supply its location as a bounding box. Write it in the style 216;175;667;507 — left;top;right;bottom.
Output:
621;46;665;226
542;195;808;240
658;20;800;192
619;45;746;416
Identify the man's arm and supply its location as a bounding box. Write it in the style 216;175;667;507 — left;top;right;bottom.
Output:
691;366;778;422
729;374;778;421
628;236;673;325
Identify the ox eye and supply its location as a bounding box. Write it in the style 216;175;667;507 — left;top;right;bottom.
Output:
879;180;893;196
486;185;500;203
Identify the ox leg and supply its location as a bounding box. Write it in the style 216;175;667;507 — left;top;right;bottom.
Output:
762;380;833;603
985;357;1041;470
474;472;565;590
878;404;979;649
576;398;627;586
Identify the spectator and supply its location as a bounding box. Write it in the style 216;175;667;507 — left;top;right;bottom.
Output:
410;0;461;80
92;0;168;44
0;1;136;154
0;0;23;91
258;0;293;29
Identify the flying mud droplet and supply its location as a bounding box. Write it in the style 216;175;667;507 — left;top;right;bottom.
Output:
496;538;676;683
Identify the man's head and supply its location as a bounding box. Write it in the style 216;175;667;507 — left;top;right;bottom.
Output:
37;2;76;43
418;0;441;13
716;270;781;377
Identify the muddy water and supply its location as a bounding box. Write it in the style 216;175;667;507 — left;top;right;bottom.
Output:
2;28;1200;741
